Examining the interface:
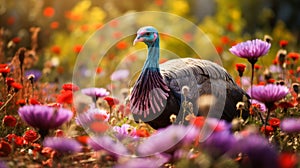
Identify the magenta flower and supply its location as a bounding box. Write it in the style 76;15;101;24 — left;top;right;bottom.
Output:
43;137;82;153
247;84;289;104
229;39;271;61
280;118;300;133
81;87;109;99
113;124;137;140
75;108;109;126
18;105;73;130
137;125;198;156
250;99;267;112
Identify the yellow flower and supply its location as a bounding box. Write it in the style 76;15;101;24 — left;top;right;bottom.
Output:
171;0;189;16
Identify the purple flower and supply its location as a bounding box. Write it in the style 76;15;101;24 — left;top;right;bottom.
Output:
25;69;42;82
202;131;236;157
81;87;109;99
233;135;278;168
113;124;137;140
137;125;198;156
280;118;300;133
110;69;129;81
229;39;271;60
250;99;267;112
43;137;82;153
75;108;109;126
247;84;289;104
269;65;282;73
18;105;73;131
88;136;128;156
0;161;7;168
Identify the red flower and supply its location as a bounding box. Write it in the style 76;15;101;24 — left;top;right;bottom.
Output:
12;37;21;43
279;152;298;168
288;52;300;61
0;140;12;157
254;64;262;70
215;45;223;55
57;90;73;104
116;41;128;50
50;45;61;55
269;118;280;128
16;99;26;106
96;67;103;74
192;116;205;128
29;98;41;105
11;82;23;92
23;130;39;142
55;129;64;137
62;83;79;91
278;102;295;109
5;77;14;86
220;36;230;45
89;121;109;133
235;63;246;76
76;136;89;145
73;45;83;53
279;40;288;48
260;125;274;136
43;7;55;17
0;67;10;74
103;96;119;107
2;115;17;127
14;136;25;146
136;128;150;137
267;78;276;84
50;21;60;29
0;64;8;68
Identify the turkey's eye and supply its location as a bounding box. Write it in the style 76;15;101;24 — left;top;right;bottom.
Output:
145;32;151;36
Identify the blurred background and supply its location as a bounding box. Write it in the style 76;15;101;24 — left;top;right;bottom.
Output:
0;0;299;86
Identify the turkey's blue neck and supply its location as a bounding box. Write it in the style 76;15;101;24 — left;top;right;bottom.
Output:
142;38;160;71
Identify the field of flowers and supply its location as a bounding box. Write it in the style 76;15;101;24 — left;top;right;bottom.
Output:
1;0;300;167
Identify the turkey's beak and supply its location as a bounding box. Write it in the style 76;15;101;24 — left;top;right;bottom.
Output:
133;35;144;46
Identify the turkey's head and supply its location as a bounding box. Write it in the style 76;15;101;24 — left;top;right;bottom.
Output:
133;26;158;46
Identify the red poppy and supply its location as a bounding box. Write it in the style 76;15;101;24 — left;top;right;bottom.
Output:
89;121;109;133
269;118;280;128
2;115;17;127
277;102;295;109
155;0;163;6
50;45;61;55
235;63;246;77
267;78;276;84
73;45;83;53
279;152;298;168
0;64;8;68
260;125;274;136
0;140;12;157
93;113;107;121
116;41;128;50
43;7;55;17
11;82;23;92
215;45;223;55
57;90;73;104
23;130;39;143
62;83;79;92
50;21;59;29
288;52;300;61
136;128;150;137
191;116;205;128
5;77;14;86
29;98;41;105
14;136;25;146
12;37;21;43
103;96;119;107
279;40;288;48
0;67;10;74
96;67;103;74
16;99;26;106
254;64;262;70
76;136;89;145
272;59;278;65
220;36;230;45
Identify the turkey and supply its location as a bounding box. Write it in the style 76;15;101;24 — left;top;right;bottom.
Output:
130;26;249;129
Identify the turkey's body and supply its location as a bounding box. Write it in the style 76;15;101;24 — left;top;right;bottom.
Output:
130;26;249;129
